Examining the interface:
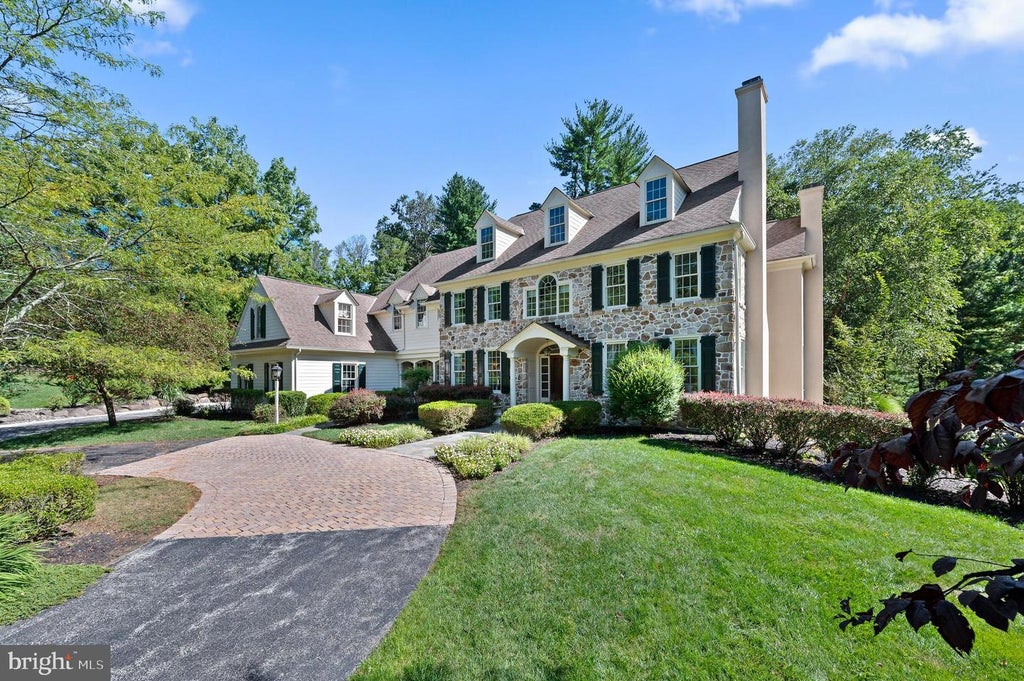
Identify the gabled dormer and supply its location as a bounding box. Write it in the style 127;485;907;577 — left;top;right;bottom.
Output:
475;211;524;263
315;290;359;336
636;156;690;227
539;188;593;248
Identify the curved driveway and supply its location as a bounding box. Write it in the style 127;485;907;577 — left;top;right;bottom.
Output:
0;432;457;680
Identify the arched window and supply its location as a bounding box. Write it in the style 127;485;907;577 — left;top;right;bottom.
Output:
525;275;570;317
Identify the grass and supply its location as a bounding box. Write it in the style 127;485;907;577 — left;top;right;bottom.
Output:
0;564;107;625
3;372;64;410
71;476;200;538
0;416;251;451
302;421;422;443
353;436;1024;680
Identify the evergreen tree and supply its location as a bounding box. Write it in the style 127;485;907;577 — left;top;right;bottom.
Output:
433;173;496;252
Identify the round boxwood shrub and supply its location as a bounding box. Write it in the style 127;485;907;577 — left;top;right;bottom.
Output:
608;344;684;427
500;403;564;440
0;396;10;417
419;400;476;435
459;399;495;429
328;389;385;426
551;400;602;433
251;403;276;424
264;390;307;419
306;393;341;417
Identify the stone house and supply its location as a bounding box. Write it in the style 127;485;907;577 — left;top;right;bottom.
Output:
229;77;824;405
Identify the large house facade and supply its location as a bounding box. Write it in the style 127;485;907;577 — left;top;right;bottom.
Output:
230;77;825;405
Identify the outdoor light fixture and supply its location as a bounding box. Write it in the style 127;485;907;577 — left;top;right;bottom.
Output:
271;363;283;424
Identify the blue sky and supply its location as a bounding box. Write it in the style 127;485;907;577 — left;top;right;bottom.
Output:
98;0;1024;247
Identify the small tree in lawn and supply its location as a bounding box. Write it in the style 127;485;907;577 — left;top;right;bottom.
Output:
607;344;684;427
26;332;223;427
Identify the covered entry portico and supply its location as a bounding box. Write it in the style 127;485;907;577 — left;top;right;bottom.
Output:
498;322;588;406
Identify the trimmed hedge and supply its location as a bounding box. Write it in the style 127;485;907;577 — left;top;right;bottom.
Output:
0;453;97;539
417;384;493;402
382;390;419;422
237;414;328;436
435;434;532;479
306;393;341;416
608;344;684;426
264;390;307;419
337;424;432;448
328;389;385;426
0;396;10;417
251;403;276;423
677;393;908;458
500;403;564;440
419;401;475;435
230;389;265;416
459;399;495;429
551;400;602;433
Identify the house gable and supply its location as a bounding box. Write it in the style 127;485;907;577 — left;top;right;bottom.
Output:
539;188;593;249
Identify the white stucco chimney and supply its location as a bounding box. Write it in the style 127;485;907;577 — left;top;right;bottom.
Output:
799;183;825;403
736;76;769;397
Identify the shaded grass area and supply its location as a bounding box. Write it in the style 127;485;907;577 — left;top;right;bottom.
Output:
302;422;420;443
0;564;106;625
353;436;1024;681
3;373;64;410
0;417;250;451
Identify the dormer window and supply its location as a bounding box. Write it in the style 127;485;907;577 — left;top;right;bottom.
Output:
392;308;403;330
645;177;668;223
336;302;354;335
548;206;566;245
480;225;494;261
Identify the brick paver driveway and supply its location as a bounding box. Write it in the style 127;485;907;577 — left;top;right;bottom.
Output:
0;432;457;680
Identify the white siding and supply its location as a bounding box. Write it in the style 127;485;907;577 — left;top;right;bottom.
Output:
375;305;440;353
295;352;401;395
567;206;588;243
495;227;517;258
233;354;294;392
233;281;287;344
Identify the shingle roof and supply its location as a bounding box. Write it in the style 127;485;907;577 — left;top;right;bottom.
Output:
369;248;475;313
765;217;807;261
234;275;397;353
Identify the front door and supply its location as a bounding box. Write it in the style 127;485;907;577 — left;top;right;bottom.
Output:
548;354;563;402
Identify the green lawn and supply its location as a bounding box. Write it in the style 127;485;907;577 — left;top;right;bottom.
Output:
353;436;1024;680
0;417;250;450
0;564;107;625
3;372;64;409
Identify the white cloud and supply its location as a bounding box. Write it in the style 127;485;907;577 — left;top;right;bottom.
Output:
130;0;197;32
651;0;798;22
964;127;987;148
132;39;177;57
807;0;1024;74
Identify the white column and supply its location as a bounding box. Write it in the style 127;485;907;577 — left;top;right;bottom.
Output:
508;354;517;407
560;348;570;401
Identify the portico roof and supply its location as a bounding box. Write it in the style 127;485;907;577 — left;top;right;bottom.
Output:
498;322;590;354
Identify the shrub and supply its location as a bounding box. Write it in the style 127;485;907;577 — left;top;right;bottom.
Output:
0;397;10;417
172;396;195;417
500;403;564;440
337;424;432;448
417;383;493;402
402;367;433;393
608;344;684;427
264;390;307;419
459;399;494;429
251;403;276;423
382;390;419;422
0;454;97;539
419;401;475;435
551;400;602;433
774;401;822;459
306;393;341;416
230;389;265;416
0;513;41;595
328;389;385;426
237;414;328;436
434;434;533;479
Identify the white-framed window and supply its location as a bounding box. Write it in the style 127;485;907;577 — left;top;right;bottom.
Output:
485;350;502;388
452;352;465;386
604;263;627;307
392;308;403;330
336;302;354;335
416;302;427;328
604;341;627;390
673;251;699;300
672;337;700;393
548;206;566;245
452;292;466;325
341;363;358;392
480;225;494;261
485;286;501;321
646;177;668;223
525;275;569;317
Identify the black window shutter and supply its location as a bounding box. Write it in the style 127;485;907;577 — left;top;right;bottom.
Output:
655;337;671;351
500;282;511;321
591;341;604;395
591;265;604;311
476;286;486;323
477;349;486;385
444;292;452;327
656;252;671;303
500;352;511;394
332;363;342;392
700;245;717;299
264;363;270;391
358;364;367;389
700;335;717;391
249;307;255;339
464;349;474;386
627;258;641;306
465;288;474;325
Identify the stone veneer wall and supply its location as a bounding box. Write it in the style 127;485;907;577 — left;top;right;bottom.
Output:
440;240;737;402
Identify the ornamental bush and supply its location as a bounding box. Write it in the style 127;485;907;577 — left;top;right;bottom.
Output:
551;400;602;433
305;393;341;416
608;344;684;427
402;367;433;393
416;383;493;402
381;390;419;422
230;389;265;417
419;400;476;435
0;513;41;592
0;453;97;539
459;399;495;429
434;434;532;478
500;403;564;440
237;414;328;435
0;396;10;417
251;403;276;424
337;424;432;448
328;389;385;426
264;390;307;419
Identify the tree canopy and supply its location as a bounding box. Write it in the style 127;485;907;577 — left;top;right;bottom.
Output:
433;173;496;253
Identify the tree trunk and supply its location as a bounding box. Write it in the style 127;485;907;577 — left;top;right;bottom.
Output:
97;379;118;427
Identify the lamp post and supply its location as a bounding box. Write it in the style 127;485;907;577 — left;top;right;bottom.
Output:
271;363;283;424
